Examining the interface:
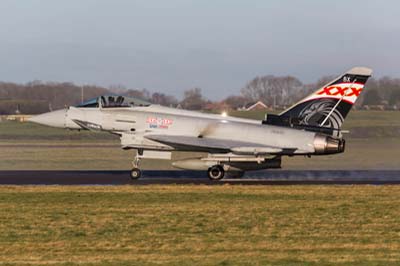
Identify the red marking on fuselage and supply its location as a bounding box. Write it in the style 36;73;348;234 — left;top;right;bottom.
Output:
146;117;173;129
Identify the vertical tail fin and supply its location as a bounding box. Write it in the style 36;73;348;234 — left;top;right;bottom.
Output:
278;67;372;129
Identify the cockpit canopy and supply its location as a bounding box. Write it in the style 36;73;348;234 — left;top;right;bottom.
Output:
76;95;151;108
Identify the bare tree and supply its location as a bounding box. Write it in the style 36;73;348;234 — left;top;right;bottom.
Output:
151;92;178;106
363;89;382;105
241;75;304;106
124;89;151;101
389;90;400;106
180;88;207;110
2;74;400;114
222;95;250;109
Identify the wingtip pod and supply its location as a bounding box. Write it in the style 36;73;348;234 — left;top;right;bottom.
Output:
346;66;373;77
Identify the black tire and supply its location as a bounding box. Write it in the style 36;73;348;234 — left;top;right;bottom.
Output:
207;165;225;181
130;168;141;180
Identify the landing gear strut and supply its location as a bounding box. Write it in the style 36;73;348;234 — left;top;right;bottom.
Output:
130;149;143;180
207;165;225;181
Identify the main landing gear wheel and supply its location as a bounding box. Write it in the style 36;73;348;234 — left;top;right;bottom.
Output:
130;168;141;180
207;165;225;181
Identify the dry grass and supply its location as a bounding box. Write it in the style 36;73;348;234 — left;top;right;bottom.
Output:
0;185;399;265
1;138;399;170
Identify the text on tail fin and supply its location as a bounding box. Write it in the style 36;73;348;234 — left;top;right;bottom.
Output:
276;67;372;130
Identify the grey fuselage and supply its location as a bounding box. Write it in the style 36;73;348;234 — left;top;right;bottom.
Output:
64;105;317;155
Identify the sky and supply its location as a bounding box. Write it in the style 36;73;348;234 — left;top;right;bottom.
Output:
0;0;399;99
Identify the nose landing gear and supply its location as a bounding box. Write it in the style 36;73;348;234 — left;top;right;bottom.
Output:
130;168;141;179
130;149;143;180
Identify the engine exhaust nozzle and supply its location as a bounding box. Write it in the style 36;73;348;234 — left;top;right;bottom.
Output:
313;134;345;155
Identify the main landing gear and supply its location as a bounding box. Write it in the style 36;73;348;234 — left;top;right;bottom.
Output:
130;149;143;180
207;165;225;181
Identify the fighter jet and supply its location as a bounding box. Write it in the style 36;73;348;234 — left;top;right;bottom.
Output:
29;67;372;180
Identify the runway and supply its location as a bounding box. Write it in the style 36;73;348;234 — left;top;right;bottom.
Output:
0;170;400;185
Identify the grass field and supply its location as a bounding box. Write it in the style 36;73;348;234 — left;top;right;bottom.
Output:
0;112;399;266
0;185;399;266
0;119;115;141
0;138;399;170
0;111;399;170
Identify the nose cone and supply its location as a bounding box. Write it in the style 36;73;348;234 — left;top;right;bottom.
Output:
28;109;67;128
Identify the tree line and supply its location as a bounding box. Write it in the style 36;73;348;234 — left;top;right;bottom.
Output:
1;74;400;114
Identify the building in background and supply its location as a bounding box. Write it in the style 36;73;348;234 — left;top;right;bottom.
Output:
239;101;269;111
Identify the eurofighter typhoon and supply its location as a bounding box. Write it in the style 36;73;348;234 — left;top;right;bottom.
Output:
29;67;372;180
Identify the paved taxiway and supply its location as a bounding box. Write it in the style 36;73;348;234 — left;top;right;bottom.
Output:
0;170;399;185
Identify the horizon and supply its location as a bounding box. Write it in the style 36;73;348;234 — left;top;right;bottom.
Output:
1;0;399;99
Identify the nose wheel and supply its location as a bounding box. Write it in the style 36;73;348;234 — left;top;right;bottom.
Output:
130;149;143;180
130;168;142;179
207;165;225;181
